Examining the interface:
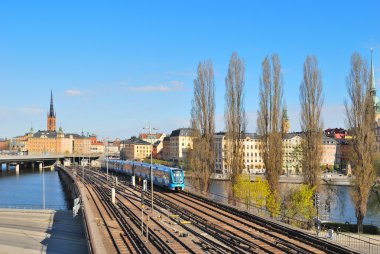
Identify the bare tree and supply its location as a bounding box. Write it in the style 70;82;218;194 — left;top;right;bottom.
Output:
345;53;376;233
300;56;324;188
225;52;246;198
189;60;215;192
257;54;284;199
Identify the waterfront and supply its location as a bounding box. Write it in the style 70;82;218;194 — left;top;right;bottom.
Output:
0;166;69;209
2;166;380;227
187;179;380;227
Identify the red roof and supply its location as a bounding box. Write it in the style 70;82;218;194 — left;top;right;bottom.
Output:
139;133;163;139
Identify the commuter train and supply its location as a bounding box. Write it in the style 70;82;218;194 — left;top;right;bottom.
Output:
101;159;185;191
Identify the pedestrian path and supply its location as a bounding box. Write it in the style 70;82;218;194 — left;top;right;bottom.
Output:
0;209;88;254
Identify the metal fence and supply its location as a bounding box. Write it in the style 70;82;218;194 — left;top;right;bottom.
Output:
0;204;68;210
318;227;380;254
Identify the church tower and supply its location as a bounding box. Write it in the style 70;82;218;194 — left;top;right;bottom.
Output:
282;107;290;134
47;90;56;131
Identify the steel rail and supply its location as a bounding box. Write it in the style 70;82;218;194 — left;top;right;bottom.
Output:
181;189;360;254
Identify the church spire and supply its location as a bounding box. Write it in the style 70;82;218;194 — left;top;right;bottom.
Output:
47;89;57;131
49;89;55;117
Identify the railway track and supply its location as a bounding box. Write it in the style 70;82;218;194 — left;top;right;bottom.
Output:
78;170;150;254
81;168;222;254
178;190;359;254
77;167;359;254
154;190;316;253
88;169;238;254
116;181;237;254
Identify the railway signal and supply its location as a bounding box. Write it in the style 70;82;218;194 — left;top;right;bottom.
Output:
313;193;321;235
313;193;320;208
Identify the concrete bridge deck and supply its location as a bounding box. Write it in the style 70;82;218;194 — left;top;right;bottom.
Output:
0;209;88;254
0;155;101;164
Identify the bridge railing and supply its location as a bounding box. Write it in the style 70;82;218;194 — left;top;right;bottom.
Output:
0;204;67;210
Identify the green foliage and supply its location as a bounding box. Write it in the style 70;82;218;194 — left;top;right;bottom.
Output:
267;191;281;217
252;176;271;210
233;174;253;209
283;184;316;228
233;175;278;214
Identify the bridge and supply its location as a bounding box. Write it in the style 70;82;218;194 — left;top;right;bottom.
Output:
0;154;101;173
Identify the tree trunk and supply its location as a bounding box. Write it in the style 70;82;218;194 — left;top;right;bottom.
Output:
357;213;364;234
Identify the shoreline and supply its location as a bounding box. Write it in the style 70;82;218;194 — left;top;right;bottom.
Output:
185;173;354;186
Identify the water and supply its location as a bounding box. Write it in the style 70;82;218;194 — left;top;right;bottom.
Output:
186;179;380;227
0;166;69;210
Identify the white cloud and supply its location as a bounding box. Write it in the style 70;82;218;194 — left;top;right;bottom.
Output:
128;80;185;92
65;89;83;96
17;106;43;114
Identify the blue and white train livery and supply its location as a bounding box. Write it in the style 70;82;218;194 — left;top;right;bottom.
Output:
101;159;185;191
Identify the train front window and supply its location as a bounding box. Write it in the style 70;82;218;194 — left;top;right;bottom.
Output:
172;170;183;183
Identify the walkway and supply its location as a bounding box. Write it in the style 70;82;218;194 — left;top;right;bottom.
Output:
0;209;88;254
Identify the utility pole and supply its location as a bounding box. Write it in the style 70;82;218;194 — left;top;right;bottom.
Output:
143;124;158;213
104;138;109;181
82;157;84;182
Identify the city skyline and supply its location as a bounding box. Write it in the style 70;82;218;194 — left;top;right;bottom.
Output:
0;1;380;139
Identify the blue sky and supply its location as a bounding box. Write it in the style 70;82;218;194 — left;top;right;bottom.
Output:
0;1;379;139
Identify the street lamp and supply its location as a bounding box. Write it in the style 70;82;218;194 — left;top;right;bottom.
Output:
42;160;45;209
143;124;158;213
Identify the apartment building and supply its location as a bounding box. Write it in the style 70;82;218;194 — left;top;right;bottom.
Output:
120;137;152;160
214;132;265;176
283;133;303;175
162;136;171;161
168;128;194;163
321;136;338;170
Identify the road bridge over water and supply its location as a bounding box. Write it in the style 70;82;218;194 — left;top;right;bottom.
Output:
0;154;101;173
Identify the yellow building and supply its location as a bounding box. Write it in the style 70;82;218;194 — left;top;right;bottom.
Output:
120;137;152;160
27;127;90;155
168;128;193;163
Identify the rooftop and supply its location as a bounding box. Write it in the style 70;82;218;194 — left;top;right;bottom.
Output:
124;137;151;146
170;128;194;137
139;133;164;139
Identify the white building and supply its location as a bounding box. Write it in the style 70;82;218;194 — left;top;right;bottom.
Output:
283;133;303;175
214;132;265;176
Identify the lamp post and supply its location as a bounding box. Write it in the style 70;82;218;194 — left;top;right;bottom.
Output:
143;124;158;213
42;161;45;209
88;152;91;175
